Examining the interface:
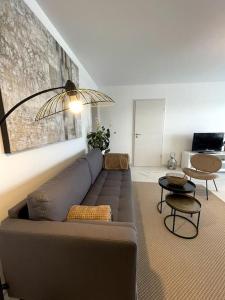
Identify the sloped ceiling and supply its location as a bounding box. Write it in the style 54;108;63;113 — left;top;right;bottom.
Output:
36;0;225;86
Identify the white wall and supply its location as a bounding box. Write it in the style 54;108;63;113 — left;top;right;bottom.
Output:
100;82;225;165
0;0;97;221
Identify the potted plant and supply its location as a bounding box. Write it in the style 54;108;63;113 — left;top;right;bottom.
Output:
87;125;110;153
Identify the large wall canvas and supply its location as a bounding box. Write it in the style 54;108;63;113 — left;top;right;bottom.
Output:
0;0;81;153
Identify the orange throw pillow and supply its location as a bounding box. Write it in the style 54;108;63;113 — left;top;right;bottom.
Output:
67;205;111;222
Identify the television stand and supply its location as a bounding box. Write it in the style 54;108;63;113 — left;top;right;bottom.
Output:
181;151;225;173
197;150;217;154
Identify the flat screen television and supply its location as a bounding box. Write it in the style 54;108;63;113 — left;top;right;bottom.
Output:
192;132;224;152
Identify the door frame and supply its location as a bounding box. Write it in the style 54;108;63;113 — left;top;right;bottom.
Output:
132;98;166;166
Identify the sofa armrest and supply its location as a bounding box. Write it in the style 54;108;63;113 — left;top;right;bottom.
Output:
0;219;137;300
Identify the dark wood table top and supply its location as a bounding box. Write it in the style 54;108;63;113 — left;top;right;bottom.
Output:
158;176;196;193
165;194;201;213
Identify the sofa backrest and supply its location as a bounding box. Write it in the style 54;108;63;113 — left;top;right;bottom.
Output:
8;199;29;219
85;149;103;184
27;158;92;221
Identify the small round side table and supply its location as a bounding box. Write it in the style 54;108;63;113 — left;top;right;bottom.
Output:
164;194;201;239
158;176;196;213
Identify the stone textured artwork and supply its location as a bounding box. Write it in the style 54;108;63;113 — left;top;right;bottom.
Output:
0;0;82;153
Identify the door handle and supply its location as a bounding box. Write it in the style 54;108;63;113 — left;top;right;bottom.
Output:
135;133;142;138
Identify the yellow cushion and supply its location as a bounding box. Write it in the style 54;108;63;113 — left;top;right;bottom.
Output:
104;153;129;170
67;205;111;222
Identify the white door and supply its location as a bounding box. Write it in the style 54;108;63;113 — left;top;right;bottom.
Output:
133;99;165;166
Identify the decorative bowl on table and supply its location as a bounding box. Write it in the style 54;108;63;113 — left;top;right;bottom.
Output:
166;172;188;186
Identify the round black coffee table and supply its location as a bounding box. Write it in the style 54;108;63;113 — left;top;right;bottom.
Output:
164;194;201;239
157;176;196;213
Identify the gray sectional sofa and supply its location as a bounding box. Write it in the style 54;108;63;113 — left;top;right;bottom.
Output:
0;149;137;300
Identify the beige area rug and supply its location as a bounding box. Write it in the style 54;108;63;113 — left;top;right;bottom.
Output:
134;182;225;300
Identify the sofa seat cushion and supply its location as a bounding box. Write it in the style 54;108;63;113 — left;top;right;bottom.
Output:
82;169;133;222
27;158;92;221
85;149;103;184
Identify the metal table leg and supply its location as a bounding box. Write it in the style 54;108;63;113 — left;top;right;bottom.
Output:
206;180;209;200
0;279;4;300
197;211;201;229
160;187;163;213
157;187;166;213
172;209;176;232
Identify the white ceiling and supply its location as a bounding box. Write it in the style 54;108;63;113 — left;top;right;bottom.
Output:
36;0;225;86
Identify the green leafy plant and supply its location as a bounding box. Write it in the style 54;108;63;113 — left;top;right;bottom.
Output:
87;126;110;153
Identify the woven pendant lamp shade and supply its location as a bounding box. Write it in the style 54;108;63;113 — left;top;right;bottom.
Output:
35;88;115;121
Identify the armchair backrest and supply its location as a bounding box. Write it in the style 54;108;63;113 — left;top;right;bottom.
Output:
191;154;222;173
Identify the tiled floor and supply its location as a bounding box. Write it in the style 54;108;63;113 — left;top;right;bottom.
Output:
131;166;225;202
